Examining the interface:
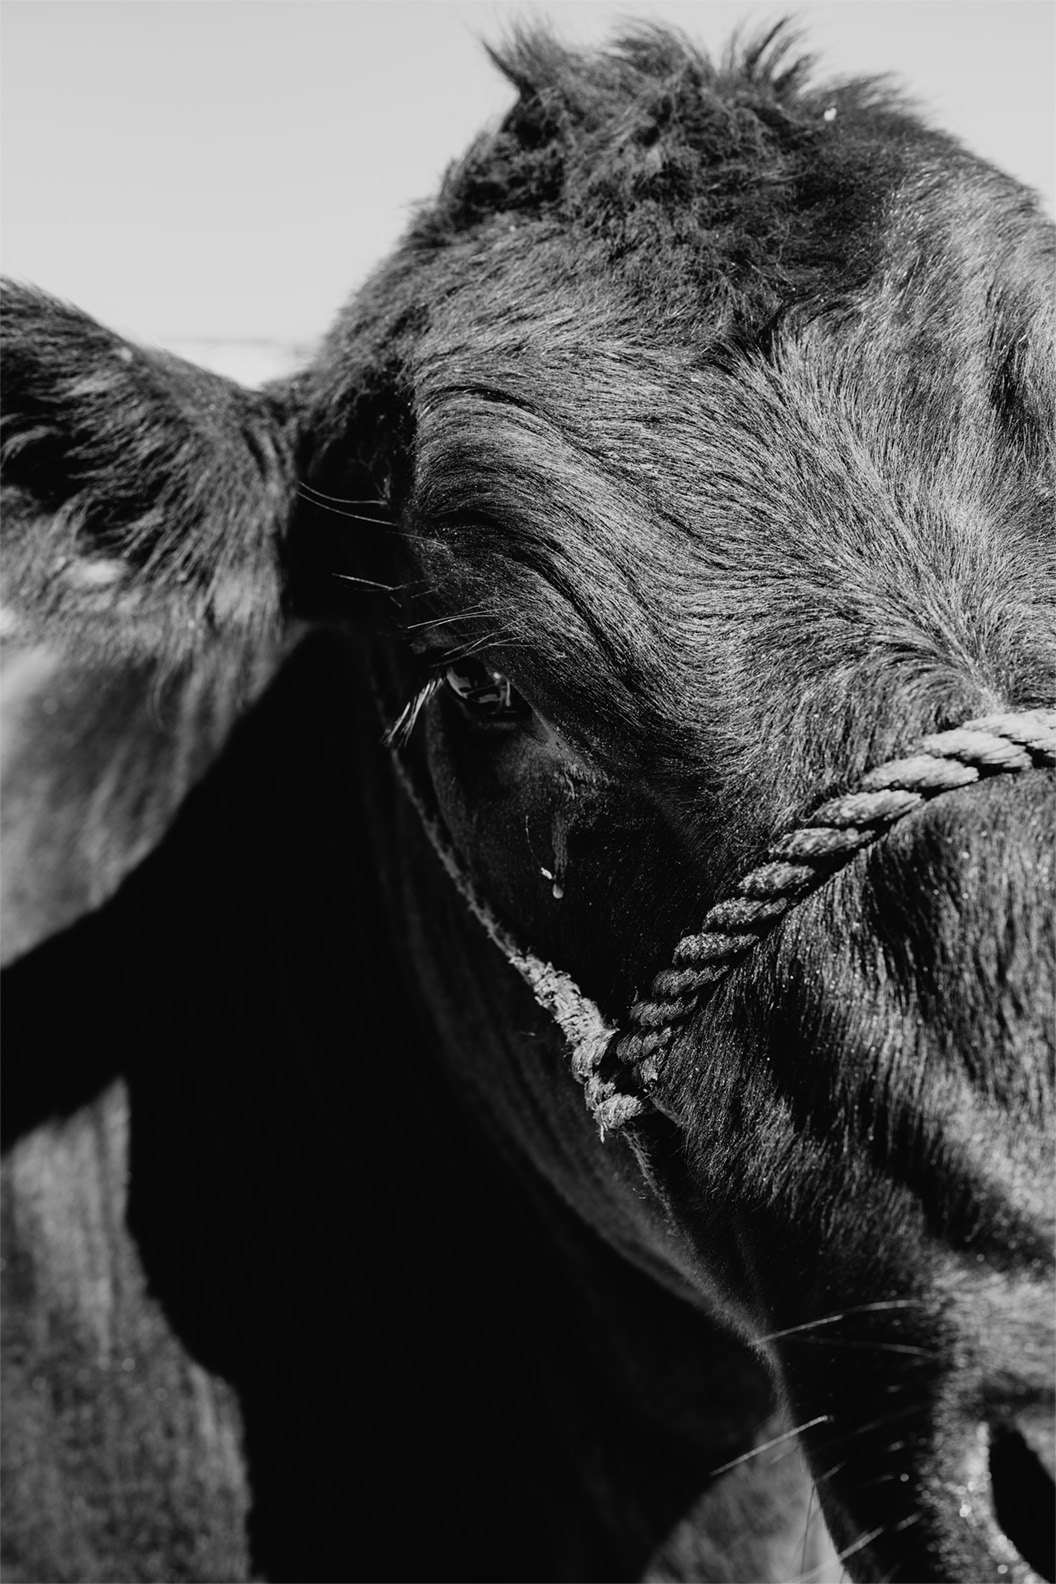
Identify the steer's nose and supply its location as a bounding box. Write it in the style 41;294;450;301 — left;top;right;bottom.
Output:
988;1407;1056;1581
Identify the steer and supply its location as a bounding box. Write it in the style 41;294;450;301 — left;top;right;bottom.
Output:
2;24;1053;1584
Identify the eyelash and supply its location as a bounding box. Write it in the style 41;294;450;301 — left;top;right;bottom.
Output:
385;658;528;748
385;669;445;749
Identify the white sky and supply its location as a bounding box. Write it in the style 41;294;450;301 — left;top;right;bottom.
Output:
3;2;1053;352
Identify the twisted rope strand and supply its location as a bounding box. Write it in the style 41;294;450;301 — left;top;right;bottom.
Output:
609;711;1056;1081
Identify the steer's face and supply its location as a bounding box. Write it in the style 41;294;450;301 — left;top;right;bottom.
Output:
1;25;1051;1584
299;48;1055;1581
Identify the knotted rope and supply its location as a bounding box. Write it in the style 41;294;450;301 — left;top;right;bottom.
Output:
393;709;1055;1137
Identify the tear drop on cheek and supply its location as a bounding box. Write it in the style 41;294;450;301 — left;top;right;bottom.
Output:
551;882;564;900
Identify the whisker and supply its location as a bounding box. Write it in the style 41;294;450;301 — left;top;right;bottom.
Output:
798;1404;926;1509
299;482;390;508
297;484;441;540
832;1525;885;1568
707;1415;832;1478
793;1522;846;1584
331;572;401;592
840;1401;925;1443
383;675;443;749
451;624;517;659
855;1470;906;1490
756;1299;925;1345
299;495;395;527
798;1480;819;1582
776;1337;938;1359
405;608;501;632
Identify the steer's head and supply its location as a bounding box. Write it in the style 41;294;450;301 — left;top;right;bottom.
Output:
2;24;1052;1584
293;28;1055;1583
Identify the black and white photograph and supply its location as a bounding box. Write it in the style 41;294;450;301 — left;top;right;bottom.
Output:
2;4;1053;1581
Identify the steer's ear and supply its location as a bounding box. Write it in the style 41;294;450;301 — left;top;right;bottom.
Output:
1;282;296;663
1;283;302;962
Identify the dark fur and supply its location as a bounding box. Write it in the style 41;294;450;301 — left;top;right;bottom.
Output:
2;25;1053;1583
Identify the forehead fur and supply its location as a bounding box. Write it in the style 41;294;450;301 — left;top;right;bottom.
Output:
416;22;918;315
299;21;1054;869
306;19;1049;451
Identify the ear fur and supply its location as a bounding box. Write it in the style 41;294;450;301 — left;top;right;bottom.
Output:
1;281;297;668
0;284;304;963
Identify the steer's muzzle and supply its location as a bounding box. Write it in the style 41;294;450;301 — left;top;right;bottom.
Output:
661;773;1054;1582
919;1269;1055;1582
769;1261;1056;1584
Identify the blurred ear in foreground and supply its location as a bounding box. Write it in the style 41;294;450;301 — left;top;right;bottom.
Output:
1;284;303;964
1;281;298;667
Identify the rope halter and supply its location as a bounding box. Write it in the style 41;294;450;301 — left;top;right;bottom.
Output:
392;709;1056;1136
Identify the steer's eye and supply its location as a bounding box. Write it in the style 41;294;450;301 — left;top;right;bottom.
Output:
444;660;528;721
